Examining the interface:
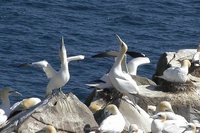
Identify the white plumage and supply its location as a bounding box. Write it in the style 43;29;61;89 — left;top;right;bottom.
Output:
98;104;125;133
109;35;139;95
158;60;191;83
21;37;85;95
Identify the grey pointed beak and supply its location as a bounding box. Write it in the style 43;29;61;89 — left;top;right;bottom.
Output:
116;34;123;44
9;90;22;96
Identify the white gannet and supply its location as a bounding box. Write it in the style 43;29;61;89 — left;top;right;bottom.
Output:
157;59;191;83
151;112;187;133
36;125;57;133
108;35;139;95
10;97;41;117
20;37;85;96
192;45;200;66
156;101;188;122
128;124;143;133
0;87;21;125
98;104;125;132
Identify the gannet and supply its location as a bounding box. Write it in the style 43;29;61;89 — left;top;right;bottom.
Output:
128;124;143;133
108;35;139;95
157;59;191;83
36;125;57;133
151;112;187;133
98;104;125;132
192;45;200;66
20;37;85;96
156;101;188;122
0;87;21;125
9;97;41;117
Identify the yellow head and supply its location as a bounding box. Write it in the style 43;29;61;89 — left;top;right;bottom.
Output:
128;124;139;133
116;34;128;54
21;98;41;109
38;125;57;133
0;87;21;99
151;112;167;122
89;101;104;113
156;101;173;112
183;123;196;133
181;59;191;68
104;104;119;116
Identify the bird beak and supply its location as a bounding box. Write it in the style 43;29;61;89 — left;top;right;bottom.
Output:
60;36;65;50
116;34;123;45
9;90;22;96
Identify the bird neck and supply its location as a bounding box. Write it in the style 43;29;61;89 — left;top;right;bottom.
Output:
180;65;189;74
121;55;128;72
192;126;196;133
1;94;10;108
113;48;126;71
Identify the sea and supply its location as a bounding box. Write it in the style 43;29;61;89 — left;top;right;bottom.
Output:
0;0;200;104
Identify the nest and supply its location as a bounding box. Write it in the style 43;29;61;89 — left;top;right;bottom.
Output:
156;80;197;93
189;65;200;78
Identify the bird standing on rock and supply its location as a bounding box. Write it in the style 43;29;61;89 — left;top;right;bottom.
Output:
19;37;85;96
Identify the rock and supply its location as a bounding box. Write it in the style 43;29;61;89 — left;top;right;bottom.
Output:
0;92;98;133
137;85;200;122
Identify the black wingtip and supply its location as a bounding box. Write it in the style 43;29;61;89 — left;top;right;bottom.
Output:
17;63;30;67
126;51;146;58
91;51;118;58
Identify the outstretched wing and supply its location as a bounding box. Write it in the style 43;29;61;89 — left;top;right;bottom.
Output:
19;60;57;79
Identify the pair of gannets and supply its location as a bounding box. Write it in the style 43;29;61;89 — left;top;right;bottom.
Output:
20;37;84;96
108;35;139;95
192;45;200;66
157;59;191;83
0;87;21;125
150;101;190;133
151;113;195;133
156;101;188;122
87;40;150;90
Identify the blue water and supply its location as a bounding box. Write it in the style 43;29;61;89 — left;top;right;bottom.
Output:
0;1;200;104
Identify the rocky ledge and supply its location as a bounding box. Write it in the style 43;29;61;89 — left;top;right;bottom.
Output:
0;92;98;133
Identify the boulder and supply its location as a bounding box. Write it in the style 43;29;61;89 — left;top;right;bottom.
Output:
0;92;98;133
